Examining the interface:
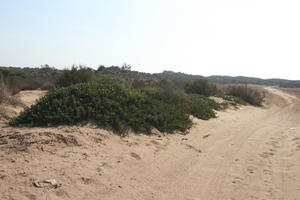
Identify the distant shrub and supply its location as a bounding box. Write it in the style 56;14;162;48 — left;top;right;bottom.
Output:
0;76;25;109
0;76;8;103
227;85;264;106
55;66;94;88
10;77;192;134
215;93;247;106
185;79;218;96
0;66;59;92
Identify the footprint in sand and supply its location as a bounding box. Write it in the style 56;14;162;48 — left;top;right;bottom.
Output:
202;134;211;139
247;166;256;174
130;152;141;160
263;169;272;175
151;140;166;152
232;177;242;184
81;177;93;184
259;151;274;159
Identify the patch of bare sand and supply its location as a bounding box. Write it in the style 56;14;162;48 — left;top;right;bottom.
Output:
0;90;47;121
0;87;300;200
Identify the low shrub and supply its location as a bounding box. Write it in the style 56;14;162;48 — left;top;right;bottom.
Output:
9;77;192;134
186;94;218;119
226;85;264;106
215;93;247;106
158;87;221;119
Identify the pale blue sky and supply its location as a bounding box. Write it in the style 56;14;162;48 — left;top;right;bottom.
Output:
0;0;299;79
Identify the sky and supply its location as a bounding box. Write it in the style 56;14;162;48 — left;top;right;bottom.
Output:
0;0;299;80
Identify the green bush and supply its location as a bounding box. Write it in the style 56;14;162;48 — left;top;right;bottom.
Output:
9;77;192;134
186;94;218;120
158;88;220;120
215;93;247;106
185;79;218;96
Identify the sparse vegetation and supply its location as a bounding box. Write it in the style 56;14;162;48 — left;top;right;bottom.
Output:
215;93;247;106
0;76;8;103
156;71;300;88
0;65;59;93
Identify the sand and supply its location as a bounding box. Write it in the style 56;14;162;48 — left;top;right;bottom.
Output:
0;87;299;200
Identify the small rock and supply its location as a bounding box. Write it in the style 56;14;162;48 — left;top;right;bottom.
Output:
202;134;211;139
44;179;61;188
33;181;42;188
33;179;61;189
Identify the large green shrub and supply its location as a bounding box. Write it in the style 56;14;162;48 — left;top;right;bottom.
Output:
9;77;192;134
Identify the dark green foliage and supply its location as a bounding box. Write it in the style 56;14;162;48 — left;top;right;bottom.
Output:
185;79;218;96
185;94;218;120
157;88;220;120
55;66;94;88
9;77;192;134
227;85;264;106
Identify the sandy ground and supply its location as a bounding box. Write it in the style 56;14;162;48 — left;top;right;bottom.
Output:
0;87;300;200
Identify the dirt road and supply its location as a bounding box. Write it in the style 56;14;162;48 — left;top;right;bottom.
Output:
1;87;299;200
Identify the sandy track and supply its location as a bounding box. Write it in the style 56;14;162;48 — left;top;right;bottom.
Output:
0;87;299;200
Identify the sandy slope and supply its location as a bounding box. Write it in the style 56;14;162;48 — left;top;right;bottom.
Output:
0;87;300;200
0;90;47;121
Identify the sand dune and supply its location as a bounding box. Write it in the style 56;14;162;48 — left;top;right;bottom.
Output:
0;87;299;200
